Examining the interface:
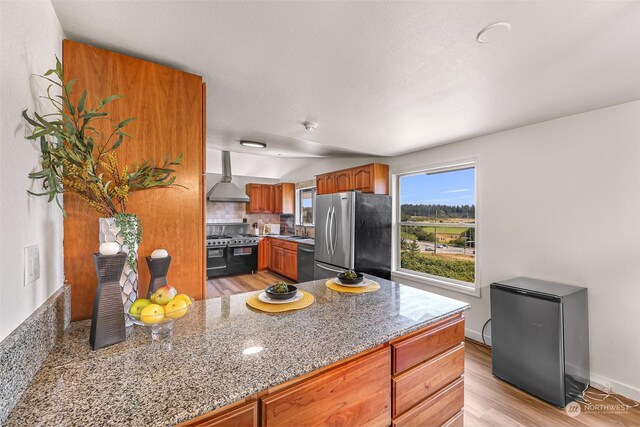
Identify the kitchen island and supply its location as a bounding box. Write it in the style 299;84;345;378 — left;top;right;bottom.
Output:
6;276;469;426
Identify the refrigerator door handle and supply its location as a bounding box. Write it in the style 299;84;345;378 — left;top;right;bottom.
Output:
316;262;344;273
325;206;332;255
331;206;338;255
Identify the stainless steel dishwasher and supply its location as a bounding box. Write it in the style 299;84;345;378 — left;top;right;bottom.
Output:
297;243;315;282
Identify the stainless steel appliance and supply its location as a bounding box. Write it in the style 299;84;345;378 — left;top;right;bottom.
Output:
297;243;315;282
206;151;250;202
206;224;259;278
491;277;589;407
314;192;391;280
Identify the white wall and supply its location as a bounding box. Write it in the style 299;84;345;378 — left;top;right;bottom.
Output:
206;147;381;182
0;1;65;341
389;100;640;400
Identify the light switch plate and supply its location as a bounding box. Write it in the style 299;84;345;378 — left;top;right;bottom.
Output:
24;245;40;286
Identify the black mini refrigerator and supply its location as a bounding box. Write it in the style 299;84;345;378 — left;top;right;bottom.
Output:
490;277;589;407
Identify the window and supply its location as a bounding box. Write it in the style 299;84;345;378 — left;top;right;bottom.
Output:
296;187;316;225
394;163;477;294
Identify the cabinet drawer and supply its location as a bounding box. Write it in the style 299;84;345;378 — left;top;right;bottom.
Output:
393;343;464;417
392;377;464;427
261;347;391;427
392;316;464;374
271;239;297;251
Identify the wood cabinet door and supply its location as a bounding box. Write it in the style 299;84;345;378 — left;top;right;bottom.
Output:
246;184;263;213
179;401;258;427
270;246;283;274
274;184;283;213
262;347;391;427
335;169;353;192
281;183;295;214
258;238;270;270
352;164;373;192
262;185;274;213
316;174;327;195
325;173;336;193
282;248;298;281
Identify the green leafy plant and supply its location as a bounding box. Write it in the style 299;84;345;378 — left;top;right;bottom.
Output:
115;213;142;268
21;57;183;217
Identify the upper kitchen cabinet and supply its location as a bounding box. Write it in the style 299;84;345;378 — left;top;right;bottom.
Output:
316;172;336;195
316;163;389;195
246;183;294;214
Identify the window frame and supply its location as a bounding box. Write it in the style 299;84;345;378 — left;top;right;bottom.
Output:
391;160;480;297
295;186;316;226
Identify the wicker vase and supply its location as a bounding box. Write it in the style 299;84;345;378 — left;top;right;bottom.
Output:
99;218;138;327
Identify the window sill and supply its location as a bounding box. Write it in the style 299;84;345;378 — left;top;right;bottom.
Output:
391;269;481;298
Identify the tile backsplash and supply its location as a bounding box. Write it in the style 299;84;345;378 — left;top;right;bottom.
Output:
206;201;280;227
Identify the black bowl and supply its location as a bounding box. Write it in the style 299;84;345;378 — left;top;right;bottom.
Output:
337;272;364;284
265;285;298;300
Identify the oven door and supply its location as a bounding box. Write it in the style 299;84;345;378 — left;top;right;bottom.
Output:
206;246;227;278
226;245;258;275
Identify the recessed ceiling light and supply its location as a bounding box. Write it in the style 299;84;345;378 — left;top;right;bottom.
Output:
240;140;266;148
476;22;511;43
242;346;264;355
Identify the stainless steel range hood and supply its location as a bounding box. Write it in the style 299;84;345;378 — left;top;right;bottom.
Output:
206;151;250;203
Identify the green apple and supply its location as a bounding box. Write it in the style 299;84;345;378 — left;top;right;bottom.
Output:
129;298;151;316
150;285;177;305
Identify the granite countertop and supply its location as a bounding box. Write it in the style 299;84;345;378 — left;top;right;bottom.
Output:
6;276;468;426
261;234;315;246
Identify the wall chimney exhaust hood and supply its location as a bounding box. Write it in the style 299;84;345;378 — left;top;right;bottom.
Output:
206;151;250;203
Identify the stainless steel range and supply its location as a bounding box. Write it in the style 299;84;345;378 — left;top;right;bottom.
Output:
206;224;259;278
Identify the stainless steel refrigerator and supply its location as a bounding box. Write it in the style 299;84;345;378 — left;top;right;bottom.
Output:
314;192;391;280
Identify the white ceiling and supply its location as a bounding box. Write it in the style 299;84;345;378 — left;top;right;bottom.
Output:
51;1;640;158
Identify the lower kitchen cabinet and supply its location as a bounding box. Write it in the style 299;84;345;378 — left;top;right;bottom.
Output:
258;237;270;270
180;314;464;427
261;347;391;427
268;238;298;281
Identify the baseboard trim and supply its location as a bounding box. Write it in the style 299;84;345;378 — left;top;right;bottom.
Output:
464;328;640;403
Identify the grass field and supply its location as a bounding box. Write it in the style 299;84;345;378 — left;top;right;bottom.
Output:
400;251;475;283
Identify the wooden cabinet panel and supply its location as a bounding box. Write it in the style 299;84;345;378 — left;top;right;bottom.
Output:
335;169;353;192
352;164;373;192
270;245;283;274
392;378;463;427
62;40;205;320
393;343;465;417
271;238;297;252
392;316;465;374
262;347;391;427
279;183;295;214
262;185;274;213
282;249;298;281
246;184;263;213
316;173;336;195
274;184;283;213
258;237;270;270
179;401;257;427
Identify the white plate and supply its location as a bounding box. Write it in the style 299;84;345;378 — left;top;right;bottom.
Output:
334;277;371;287
258;291;304;304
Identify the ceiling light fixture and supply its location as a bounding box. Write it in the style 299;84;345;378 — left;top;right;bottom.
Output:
476;22;511;43
239;140;266;148
303;121;317;131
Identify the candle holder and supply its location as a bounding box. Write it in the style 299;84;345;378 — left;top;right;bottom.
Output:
90;253;127;350
146;255;172;298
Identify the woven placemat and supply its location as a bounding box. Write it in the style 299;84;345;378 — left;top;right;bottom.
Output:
325;279;380;294
246;291;315;313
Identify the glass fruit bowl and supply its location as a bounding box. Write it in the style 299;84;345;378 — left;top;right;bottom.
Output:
126;297;194;340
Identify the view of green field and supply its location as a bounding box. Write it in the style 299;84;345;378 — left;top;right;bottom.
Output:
400;251;475;283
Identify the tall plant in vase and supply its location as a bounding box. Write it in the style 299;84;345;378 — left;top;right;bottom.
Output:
22;57;183;323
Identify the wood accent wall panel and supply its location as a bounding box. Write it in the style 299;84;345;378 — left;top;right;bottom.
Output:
63;40;205;320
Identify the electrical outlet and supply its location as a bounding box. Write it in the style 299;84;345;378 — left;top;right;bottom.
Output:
24;245;40;286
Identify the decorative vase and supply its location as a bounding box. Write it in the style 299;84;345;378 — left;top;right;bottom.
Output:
99;217;138;327
90;253;127;350
146;255;172;298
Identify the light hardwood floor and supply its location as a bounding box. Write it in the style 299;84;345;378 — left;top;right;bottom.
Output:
465;341;640;426
206;271;292;298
